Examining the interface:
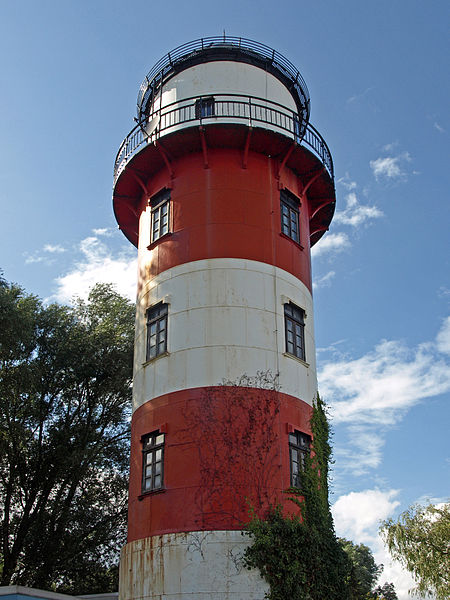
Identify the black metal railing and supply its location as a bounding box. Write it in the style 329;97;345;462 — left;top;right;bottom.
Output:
137;36;310;124
114;93;333;184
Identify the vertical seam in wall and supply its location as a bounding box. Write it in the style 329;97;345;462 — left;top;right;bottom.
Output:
269;157;284;491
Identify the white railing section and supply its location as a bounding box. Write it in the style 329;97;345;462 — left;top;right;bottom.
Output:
114;94;333;184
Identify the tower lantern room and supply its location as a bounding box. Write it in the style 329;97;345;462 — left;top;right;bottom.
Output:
113;36;335;600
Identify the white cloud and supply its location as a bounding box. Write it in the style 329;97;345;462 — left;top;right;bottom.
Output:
382;142;398;152
52;233;137;303
438;286;450;299
436;316;450;355
334;428;386;474
92;227;114;236
313;270;336;290
24;254;47;265
321;339;450;427
337;174;357;190
311;232;350;258
319;320;450;475
331;489;423;600
24;243;66;264
43;244;66;253
370;152;412;181
334;191;383;227
433;122;445;133
332;489;400;540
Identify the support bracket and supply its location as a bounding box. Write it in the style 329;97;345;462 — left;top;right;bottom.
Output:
302;167;325;195
155;140;174;180
309;199;335;221
276;142;296;179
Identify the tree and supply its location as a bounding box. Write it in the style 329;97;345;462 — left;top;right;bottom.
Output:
373;582;398;599
0;276;135;593
338;538;383;599
243;396;351;599
380;503;450;600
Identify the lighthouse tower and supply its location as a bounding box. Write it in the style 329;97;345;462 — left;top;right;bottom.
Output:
113;37;335;600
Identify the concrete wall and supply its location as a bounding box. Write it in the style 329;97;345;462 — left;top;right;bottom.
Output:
119;531;268;600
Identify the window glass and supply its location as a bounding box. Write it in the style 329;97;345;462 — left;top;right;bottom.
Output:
151;189;170;243
142;431;165;493
195;96;215;118
284;303;305;361
289;430;311;489
280;190;300;243
146;303;168;361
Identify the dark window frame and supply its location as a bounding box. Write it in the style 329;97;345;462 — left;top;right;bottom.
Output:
280;189;300;244
150;189;170;243
195;96;215;119
146;302;168;361
141;431;165;493
289;430;311;489
284;302;306;361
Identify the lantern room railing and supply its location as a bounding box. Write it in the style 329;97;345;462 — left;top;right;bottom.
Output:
137;36;310;125
114;93;333;185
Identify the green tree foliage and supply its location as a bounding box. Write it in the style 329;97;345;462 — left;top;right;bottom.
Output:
380;502;450;600
0;275;135;593
373;582;398;599
338;538;382;599
243;396;351;599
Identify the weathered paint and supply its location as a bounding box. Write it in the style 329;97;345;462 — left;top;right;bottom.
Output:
127;387;313;542
115;41;335;600
136;149;313;292
133;259;316;413
119;530;269;600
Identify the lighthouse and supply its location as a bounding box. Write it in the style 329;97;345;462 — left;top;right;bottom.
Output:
113;37;335;599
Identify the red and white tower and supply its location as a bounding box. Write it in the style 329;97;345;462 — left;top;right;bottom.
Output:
114;37;335;599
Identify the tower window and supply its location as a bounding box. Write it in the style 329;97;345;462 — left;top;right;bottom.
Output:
151;189;170;243
280;190;300;243
142;431;165;493
284;302;305;361
289;430;311;489
195;96;215;118
146;303;168;361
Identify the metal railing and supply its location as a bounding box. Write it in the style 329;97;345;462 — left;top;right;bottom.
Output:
114;93;333;184
137;36;310;123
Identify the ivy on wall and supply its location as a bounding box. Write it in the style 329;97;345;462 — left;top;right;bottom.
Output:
243;395;351;600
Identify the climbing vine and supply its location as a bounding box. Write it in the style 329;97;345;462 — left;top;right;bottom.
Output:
243;395;351;600
182;371;282;529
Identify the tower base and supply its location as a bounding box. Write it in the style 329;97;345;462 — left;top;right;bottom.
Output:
119;530;268;600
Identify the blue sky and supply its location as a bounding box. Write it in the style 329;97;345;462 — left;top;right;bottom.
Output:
0;1;448;597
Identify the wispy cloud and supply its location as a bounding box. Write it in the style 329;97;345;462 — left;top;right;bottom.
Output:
313;270;336;290
319;319;450;475
314;177;381;260
436;316;450;355
334;191;383;227
52;233;137;303
24;243;67;265
43;244;66;254
337;174;357;191
346;86;374;104
370;152;412;181
311;232;350;258
433;122;445;133
92;227;115;237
